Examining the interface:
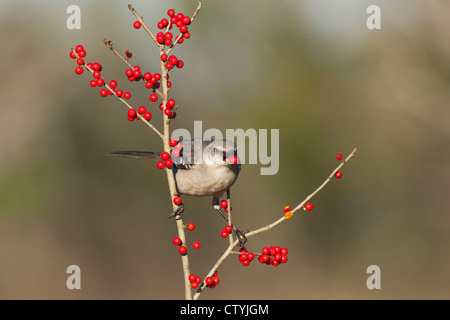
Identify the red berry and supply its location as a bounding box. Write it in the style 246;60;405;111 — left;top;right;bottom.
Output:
99;89;108;97
75;45;84;53
178;246;187;255
164;108;172;116
76;58;84;65
272;260;280;267
241;260;250;266
221;230;228;238
176;13;184;20
109;80;117;88
74;66;83;74
262;247;270;255
305;203;313;211
336;153;343;161
125;69;134;77
261;255;269;263
191;282;198;289
189;274;196;282
165;62;173;70
149;93;158;102
161;53;168;61
133;21;141;29
164;159;173;168
125;50;132;58
157;22;164;29
116;89;123;97
164;39;172;46
169;139;178;147
172;149;180;157
183;32;190;39
178;37;184;44
143;72;152;80
89;80;97;87
193;241;200;250
78;50;86;58
145;81;153;89
169;55;178;65
143;112;152;121
134;70;141;78
173;237;182;245
123;92;131;99
161;152;170;160
281;255;288;263
93;71;101;79
157;35;165;44
281;247;288;255
240;254;248;261
225;225;232;233
196;277;201;284
187;223;195;231
96;78;105;86
138;106;146;114
213;277;220;285
182;16;191;25
167;99;176;108
173;196;182;205
274;253;282;262
335;171;343;179
127;116;135;121
161;18;169;27
69;51;77;59
157;161;165;169
176;60;184;68
127;109;137;118
220;200;228;209
205;277;214;286
165;32;173;40
154;73;161;80
167;9;175;17
92;63;102;71
179;25;188;33
248;252;255;261
228;156;238;164
283;205;291;212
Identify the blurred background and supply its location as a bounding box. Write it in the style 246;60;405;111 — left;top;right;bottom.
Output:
0;0;449;299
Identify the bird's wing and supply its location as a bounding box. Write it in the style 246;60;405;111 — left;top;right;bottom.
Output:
108;151;161;160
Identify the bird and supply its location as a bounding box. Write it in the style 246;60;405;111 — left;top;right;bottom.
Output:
108;139;246;244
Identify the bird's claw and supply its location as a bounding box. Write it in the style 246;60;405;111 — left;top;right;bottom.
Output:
169;205;184;220
234;227;247;246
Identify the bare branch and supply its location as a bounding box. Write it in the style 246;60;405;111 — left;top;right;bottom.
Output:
128;4;163;49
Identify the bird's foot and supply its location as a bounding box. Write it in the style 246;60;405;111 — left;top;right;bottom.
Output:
234;227;247;246
169;205;184;220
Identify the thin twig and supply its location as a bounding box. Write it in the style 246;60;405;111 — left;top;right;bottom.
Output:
72;49;164;140
193;147;357;300
128;4;163;49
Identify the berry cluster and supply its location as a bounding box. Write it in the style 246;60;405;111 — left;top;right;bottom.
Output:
70;45;133;101
258;246;288;266
154;9;192;46
189;271;220;289
220;225;233;238
157;151;173;169
237;247;255;266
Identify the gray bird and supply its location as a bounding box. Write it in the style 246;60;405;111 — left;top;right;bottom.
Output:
109;139;246;243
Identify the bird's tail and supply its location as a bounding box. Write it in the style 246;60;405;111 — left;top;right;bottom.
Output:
108;151;162;160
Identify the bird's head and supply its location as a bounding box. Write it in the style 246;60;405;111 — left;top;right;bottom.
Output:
204;139;241;174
